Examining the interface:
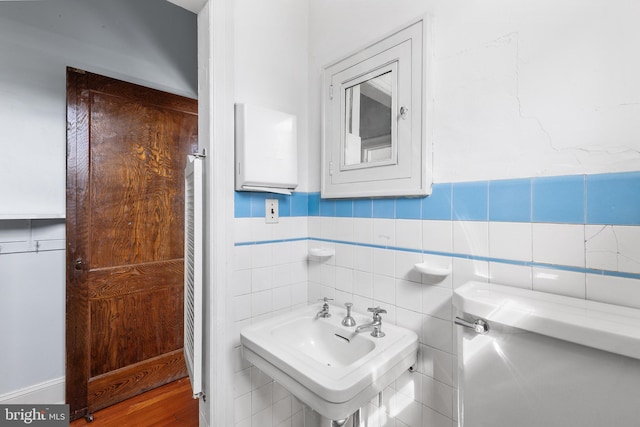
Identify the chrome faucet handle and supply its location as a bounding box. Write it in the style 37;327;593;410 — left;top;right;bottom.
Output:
318;297;334;309
367;306;387;317
342;302;356;327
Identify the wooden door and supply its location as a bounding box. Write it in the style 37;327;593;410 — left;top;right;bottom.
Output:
65;68;198;420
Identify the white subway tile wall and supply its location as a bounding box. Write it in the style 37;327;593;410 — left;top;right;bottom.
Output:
233;216;309;427
233;172;640;426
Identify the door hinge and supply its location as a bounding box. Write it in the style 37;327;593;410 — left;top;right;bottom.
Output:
191;148;207;158
329;85;334;100
329;161;334;176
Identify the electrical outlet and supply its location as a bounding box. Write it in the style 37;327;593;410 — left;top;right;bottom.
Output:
265;199;279;224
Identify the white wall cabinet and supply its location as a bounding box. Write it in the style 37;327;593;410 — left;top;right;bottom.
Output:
321;17;432;199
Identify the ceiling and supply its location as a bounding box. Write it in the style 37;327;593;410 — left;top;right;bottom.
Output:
165;0;206;14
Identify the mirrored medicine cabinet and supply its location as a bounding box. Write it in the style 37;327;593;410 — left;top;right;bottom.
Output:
321;16;432;199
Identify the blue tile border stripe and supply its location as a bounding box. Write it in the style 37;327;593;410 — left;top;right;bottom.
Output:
452;181;488;221
234;237;640;281
234;171;640;225
489;178;531;222
235;237;308;246
586;172;640;225
532;175;585;224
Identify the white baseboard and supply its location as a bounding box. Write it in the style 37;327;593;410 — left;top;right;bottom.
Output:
0;377;65;404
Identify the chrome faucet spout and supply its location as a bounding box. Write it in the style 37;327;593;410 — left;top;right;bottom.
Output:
316;297;333;318
316;309;330;319
355;321;377;333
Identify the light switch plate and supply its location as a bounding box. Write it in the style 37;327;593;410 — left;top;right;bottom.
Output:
265;199;279;224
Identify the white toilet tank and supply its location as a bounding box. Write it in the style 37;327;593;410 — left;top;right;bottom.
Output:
453;281;640;427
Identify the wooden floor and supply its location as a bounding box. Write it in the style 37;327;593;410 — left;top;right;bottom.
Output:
70;378;199;427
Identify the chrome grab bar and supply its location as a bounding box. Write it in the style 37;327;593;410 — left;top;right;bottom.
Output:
455;317;490;335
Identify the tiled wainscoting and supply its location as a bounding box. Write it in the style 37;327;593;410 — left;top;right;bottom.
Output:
232;216;310;427
232;171;640;427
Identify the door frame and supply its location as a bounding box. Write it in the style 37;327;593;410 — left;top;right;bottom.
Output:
198;2;234;425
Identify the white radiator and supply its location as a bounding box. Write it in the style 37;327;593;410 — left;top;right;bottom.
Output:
184;155;204;399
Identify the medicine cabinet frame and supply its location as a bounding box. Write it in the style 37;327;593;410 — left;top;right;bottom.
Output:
321;16;432;199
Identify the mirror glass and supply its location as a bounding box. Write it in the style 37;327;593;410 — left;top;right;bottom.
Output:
343;71;393;167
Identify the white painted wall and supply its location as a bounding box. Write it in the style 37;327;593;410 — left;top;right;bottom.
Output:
308;0;640;187
0;220;65;400
233;0;310;192
0;0;196;402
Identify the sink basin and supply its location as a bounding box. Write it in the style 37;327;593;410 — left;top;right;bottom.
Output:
271;317;375;367
240;304;419;421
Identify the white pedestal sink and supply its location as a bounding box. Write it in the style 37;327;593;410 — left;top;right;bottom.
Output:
240;303;419;421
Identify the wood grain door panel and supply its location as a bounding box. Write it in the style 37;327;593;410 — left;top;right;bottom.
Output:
89;92;188;268
66;68;197;419
87;349;187;411
89;286;183;376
